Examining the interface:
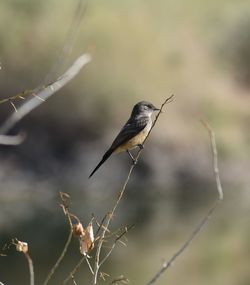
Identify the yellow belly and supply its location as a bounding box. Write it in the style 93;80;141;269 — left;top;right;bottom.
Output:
114;127;150;154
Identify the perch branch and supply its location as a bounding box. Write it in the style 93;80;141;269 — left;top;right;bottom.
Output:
92;95;174;284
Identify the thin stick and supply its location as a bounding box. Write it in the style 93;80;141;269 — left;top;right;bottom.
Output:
146;121;223;285
201;120;223;200
62;256;91;285
24;252;35;285
42;0;87;85
92;95;174;284
12;239;34;285
0;133;25;145
0;54;91;135
0;89;33;105
99;225;134;267
42;231;73;285
42;195;74;285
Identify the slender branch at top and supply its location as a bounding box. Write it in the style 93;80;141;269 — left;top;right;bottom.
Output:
41;0;87;85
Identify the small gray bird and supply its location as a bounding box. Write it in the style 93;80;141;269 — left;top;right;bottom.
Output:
89;101;159;178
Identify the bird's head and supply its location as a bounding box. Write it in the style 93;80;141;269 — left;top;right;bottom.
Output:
131;101;159;117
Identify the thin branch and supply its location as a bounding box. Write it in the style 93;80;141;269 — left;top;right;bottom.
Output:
0;133;25;145
24;252;35;285
12;239;34;285
0;89;33;105
62;256;91;285
42;194;74;285
93;214;109;237
42;0;87;85
71;276;78;285
201;120;223;200
92;95;174;284
0;54;91;135
99;225;134;267
42;231;73;285
145;121;223;285
9;100;17;112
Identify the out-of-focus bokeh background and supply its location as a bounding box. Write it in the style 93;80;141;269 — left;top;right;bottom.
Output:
1;0;250;284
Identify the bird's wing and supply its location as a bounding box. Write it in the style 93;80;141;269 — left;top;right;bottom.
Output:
89;115;149;178
109;115;149;151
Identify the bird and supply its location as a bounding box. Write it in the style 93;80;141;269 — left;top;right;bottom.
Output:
89;101;159;178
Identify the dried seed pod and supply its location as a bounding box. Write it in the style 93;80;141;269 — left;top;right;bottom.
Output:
80;222;94;255
73;222;84;237
15;240;28;253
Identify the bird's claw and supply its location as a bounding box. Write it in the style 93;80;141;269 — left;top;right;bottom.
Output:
138;144;144;150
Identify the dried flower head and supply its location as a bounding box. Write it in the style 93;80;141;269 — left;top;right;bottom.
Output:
80;221;94;255
15;240;28;253
73;222;84;237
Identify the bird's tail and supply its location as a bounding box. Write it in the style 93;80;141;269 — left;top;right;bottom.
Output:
89;149;113;178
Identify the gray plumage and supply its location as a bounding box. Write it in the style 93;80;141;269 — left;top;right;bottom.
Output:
89;101;159;178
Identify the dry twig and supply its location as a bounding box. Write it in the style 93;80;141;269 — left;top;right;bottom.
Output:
42;0;87;85
0;133;25;145
42;193;74;285
12;239;34;285
0;54;91;135
145;121;223;285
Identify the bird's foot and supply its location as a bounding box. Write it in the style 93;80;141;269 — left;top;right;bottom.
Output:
138;144;144;150
132;158;137;165
127;150;137;165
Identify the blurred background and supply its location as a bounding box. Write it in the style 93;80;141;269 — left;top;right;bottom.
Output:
0;0;250;284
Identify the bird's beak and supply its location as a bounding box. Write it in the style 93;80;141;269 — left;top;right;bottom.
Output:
154;107;160;111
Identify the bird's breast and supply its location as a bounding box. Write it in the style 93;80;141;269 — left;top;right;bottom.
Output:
114;120;152;153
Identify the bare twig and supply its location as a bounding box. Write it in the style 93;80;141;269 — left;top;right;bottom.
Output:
0;54;91;135
71;276;78;285
62;256;91;285
0;133;25;145
93;213;109;237
42;193;74;285
99;225;134;267
24;252;35;285
9;100;17;112
201;120;223;200
145;121;223;285
111;275;129;284
42;0;87;85
0;89;33;106
12;239;34;285
92;95;174;284
42;231;73;285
